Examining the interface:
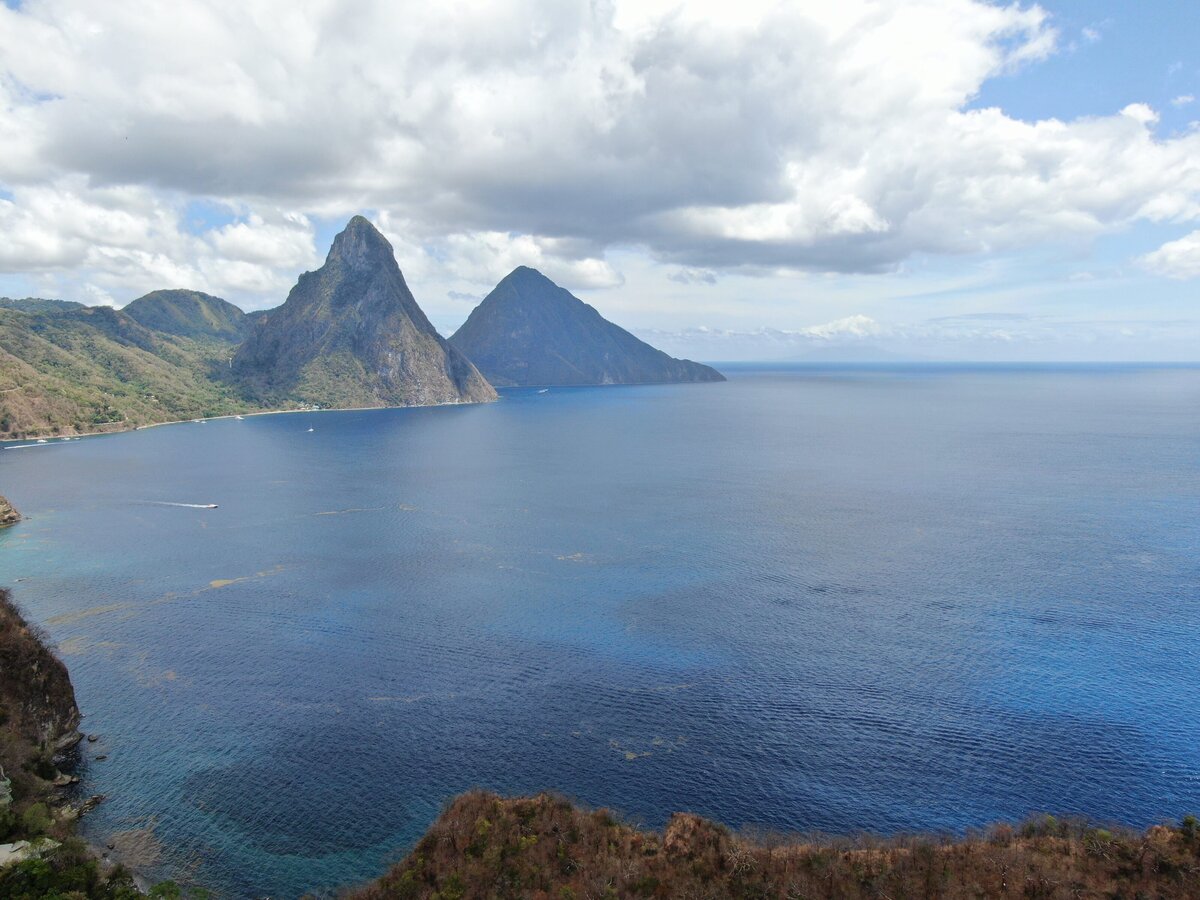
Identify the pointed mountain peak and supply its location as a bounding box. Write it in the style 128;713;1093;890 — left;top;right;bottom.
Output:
504;265;553;285
327;215;394;268
233;215;497;408
450;270;725;387
492;266;578;309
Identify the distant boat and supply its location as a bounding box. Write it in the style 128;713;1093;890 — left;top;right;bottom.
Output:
307;427;314;432
235;415;244;420
36;439;47;443
192;419;203;423
537;389;549;394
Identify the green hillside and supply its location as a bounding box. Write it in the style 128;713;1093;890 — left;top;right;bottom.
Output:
0;306;253;439
123;289;249;341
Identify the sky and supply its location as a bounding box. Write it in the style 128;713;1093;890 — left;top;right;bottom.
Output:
0;0;1197;361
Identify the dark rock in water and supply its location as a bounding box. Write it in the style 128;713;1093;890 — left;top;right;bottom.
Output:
94;755;108;761
0;494;19;527
233;216;497;408
449;266;725;387
123;289;249;341
80;794;105;814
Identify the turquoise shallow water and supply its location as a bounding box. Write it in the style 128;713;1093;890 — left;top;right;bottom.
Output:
1;363;1198;897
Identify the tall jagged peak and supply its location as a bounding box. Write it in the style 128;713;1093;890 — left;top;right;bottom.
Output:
232;215;496;408
326;215;395;270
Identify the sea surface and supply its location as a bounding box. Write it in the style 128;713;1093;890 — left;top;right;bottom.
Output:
2;363;1198;897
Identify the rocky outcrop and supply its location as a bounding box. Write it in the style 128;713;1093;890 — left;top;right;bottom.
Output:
449;266;725;387
0;589;81;757
0;496;18;528
234;216;497;408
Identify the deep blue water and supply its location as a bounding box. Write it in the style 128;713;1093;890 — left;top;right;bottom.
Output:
1;363;1198;897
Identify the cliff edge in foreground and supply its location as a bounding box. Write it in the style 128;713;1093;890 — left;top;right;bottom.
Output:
0;590;80;760
0;589;151;897
350;792;1200;900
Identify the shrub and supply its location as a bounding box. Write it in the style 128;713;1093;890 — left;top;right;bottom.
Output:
21;801;52;835
1182;815;1199;841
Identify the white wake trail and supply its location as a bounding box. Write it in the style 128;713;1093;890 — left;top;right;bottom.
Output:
141;501;219;509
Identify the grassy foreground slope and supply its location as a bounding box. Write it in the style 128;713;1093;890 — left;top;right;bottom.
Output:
351;792;1200;900
0;306;253;439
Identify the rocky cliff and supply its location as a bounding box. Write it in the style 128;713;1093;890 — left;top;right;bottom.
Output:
233;217;496;408
449;266;725;387
0;496;18;528
0;590;81;757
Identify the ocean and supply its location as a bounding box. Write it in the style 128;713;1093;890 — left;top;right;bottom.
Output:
1;363;1198;897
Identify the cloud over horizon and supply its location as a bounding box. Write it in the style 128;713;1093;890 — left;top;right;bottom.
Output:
0;0;1198;313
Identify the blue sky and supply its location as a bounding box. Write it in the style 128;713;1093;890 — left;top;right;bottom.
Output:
974;2;1197;120
0;0;1197;359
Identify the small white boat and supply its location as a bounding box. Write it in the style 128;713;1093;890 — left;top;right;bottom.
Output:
537;389;549;394
235;415;244;420
36;439;47;443
307;427;314;432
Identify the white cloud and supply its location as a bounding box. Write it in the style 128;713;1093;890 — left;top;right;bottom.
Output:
640;312;1200;362
0;0;1197;304
1139;230;1200;280
1171;94;1195;108
0;178;318;304
799;314;886;340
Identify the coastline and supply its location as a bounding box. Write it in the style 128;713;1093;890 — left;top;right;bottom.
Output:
1;395;497;446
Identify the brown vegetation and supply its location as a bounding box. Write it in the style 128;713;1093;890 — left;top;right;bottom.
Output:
0;588;82;833
349;792;1200;900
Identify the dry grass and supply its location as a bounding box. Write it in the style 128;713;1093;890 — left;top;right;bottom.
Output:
348;792;1200;900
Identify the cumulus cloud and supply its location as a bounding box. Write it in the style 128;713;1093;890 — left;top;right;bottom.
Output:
1139;230;1200;280
0;0;1199;302
798;314;886;340
0;177;318;303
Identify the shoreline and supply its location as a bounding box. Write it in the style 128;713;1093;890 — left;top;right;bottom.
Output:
1;396;495;446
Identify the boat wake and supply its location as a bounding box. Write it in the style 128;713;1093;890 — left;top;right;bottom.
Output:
142;501;219;509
